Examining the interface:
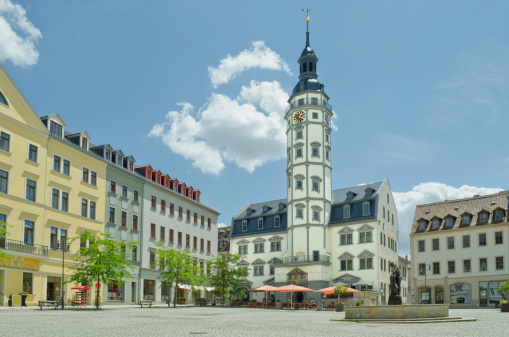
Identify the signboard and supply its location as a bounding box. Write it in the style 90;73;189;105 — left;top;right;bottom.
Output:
12;295;21;307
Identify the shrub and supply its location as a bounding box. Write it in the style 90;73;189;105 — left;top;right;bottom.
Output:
177;297;186;302
356;301;363;306
250;299;257;302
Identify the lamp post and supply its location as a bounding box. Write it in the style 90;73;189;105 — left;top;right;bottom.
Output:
57;240;69;309
420;263;431;304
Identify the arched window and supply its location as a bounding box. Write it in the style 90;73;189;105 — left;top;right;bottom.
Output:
309;62;313;72
450;283;471;304
0;92;7;106
303;62;307;72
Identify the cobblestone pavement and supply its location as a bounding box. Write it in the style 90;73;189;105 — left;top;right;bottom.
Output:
0;306;505;337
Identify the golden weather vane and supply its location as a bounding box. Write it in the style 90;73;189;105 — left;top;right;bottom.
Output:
302;8;311;31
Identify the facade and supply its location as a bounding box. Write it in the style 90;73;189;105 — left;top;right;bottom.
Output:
229;22;399;305
398;255;411;304
136;166;219;304
218;226;231;256
409;191;509;307
0;64;107;306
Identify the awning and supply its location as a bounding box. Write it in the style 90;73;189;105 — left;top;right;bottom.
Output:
177;284;192;290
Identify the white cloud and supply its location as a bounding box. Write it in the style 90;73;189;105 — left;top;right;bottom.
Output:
373;134;433;165
148;80;288;175
208;41;291;88
393;182;503;257
218;223;228;228
0;0;42;67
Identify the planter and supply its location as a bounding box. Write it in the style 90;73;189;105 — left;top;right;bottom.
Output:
336;303;345;312
8;300;12;307
501;303;509;312
177;301;186;305
276;302;282;309
317;303;323;311
21;295;28;307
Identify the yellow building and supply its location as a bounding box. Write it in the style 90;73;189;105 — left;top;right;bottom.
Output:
0;65;106;306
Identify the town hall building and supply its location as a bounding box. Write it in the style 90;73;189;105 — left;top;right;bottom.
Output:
229;18;399;305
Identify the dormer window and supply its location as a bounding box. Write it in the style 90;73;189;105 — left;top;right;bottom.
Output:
417;220;427;231
431;218;441;230
343;205;351;219
82;137;88;150
129;161;134;171
444;216;455;228
362;202;370;216
346;191;356;200
477;211;489;225
461;214;472;226
242;220;247;231
274;216;280;227
258;218;264;230
117;155;122;166
106;149;111;161
50;121;63;137
494;209;504;221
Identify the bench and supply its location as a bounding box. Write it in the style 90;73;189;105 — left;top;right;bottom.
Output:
140;300;152;308
195;299;207;307
38;300;58;310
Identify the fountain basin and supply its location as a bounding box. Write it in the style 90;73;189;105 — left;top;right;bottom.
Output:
345;304;449;320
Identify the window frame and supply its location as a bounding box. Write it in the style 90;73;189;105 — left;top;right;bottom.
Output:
0;131;10;152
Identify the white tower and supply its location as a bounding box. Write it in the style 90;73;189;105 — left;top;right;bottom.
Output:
285;16;333;261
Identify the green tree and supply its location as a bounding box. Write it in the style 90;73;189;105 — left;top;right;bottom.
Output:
67;231;135;309
156;245;205;308
498;281;509;300
208;254;249;306
0;221;10;261
333;285;348;303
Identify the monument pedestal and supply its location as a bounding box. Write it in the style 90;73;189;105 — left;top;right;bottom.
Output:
388;295;402;306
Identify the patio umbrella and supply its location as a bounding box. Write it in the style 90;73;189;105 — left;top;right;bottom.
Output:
273;284;316;308
71;286;91;291
246;285;279;306
318;285;360;303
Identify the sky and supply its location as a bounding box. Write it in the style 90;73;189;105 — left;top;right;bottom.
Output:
1;0;508;258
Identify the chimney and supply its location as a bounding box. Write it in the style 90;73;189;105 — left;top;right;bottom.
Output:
405;255;408;261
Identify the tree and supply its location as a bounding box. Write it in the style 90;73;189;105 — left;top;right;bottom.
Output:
0;221;10;261
156;245;205;308
67;231;135;309
498;281;509;299
208;254;249;306
333;285;348;303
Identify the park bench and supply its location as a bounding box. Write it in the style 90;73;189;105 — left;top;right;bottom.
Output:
140;300;152;308
38;300;58;310
195;299;207;306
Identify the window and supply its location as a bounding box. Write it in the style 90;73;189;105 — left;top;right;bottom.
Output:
296;209;303;218
296;131;303;139
417;220;427;231
478;212;488;224
296;180;303;189
201;215;205;226
312;181;319;192
26;179;36;201
447;237;454;249
433;262;440;275
270;266;275;275
143;279;155;300
132;215;138;230
60;229;67;248
362;203;370;216
169;229;174;243
325;133;329;142
418;263;426;275
479;233;486;246
150;224;156;238
52;189;59;209
89;201;95;219
463;259;471;272
448;261;455;274
463;235;470;248
122;186;127;198
53;155;61;172
326;151;329;160
359;231;373;243
432;238;439;251
81;199;88;217
313;211;320;221
270;241;281;252
50;227;58;250
109;207;115;223
131;190;138;203
194;213;198;224
312;148;319;157
445;217;454;228
28;144;37;162
494;210;504;221
431;218;441;229
0;169;7;193
178;207;183;218
238;244;248;254
495;231;503;244
132;245;137;261
242;220;247;231
161;200;166;213
254;243;264;253
340;233;353;245
83;168;89;183
461;214;471;226
63;160;70;176
253;266;264;276
360;257;373;269
22;272;33;294
151;196;156;208
275;216;280;227
149;251;155;269
24;220;34;245
160;226;165;241
479;258;487;271
82;138;88;150
496;256;504;270
61;192;69;212
117;155;122;166
296;148;302;158
49;121;62;137
418;240;425;252
186;210;191;221
121;211;127;227
312;112;318;119
178;232;182;245
343;205;351;219
0;132;10;151
105;149;111;161
186;234;190;247
258;218;263;229
193;236;197;250
207;240;211;252
340;258;353;271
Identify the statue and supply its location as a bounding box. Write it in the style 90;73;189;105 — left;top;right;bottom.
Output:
388;263;402;305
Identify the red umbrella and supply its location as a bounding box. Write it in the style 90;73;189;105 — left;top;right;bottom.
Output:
246;285;279;307
71;285;91;291
273;284;316;308
317;286;360;295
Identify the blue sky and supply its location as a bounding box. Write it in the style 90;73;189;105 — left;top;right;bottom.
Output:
1;0;508;257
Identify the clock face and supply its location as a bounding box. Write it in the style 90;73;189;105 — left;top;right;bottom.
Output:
293;111;305;123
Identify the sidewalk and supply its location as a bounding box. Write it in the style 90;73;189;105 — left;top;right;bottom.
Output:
0;303;198;310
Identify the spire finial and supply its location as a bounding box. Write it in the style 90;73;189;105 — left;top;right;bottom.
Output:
302;8;311;33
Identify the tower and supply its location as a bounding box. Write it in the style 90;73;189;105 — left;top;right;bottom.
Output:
285;15;333;260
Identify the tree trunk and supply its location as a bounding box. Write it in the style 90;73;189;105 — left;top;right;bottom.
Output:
96;277;100;310
168;287;172;307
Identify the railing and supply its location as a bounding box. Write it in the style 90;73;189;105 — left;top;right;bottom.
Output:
282;255;331;265
0;238;49;256
286;98;332;113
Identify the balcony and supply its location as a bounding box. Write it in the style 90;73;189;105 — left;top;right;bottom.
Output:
0;238;49;257
286;98;332;113
279;255;331;265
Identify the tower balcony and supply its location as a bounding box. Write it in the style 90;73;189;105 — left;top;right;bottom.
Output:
0;238;49;257
275;254;331;266
286;97;332;113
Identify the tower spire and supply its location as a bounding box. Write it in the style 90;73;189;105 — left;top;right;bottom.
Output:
302;8;311;33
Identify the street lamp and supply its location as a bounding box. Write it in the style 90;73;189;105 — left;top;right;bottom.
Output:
57;240;70;310
419;263;431;304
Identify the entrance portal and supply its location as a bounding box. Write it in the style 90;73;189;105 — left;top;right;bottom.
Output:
47;276;62;301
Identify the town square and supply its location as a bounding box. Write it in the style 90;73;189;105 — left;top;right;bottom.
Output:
0;0;509;336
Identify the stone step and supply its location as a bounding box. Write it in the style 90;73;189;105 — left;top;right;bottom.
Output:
334;316;477;324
